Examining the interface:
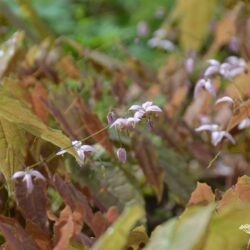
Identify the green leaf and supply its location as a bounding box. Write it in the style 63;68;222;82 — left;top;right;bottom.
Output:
92;205;145;250
0;118;26;182
171;0;217;51
145;204;215;250
203;205;250;250
0;86;78;161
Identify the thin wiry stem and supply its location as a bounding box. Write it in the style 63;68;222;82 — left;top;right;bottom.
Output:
27;125;110;169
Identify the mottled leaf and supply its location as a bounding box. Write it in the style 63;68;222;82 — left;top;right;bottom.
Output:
15;178;48;232
0;215;38;250
0;118;26;182
0;87;78;160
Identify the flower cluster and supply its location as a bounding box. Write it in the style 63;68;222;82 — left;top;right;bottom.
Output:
110;101;162;162
12;169;46;194
194;56;247;98
56;140;96;163
195;124;235;146
110;101;162;130
205;57;246;79
148;29;175;52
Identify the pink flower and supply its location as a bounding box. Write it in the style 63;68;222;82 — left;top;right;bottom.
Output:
238;119;250;130
12;170;45;194
129;101;162;118
194;79;216;98
117;148;127;164
215;96;234;105
72;140;96;162
110;117;141;130
195;124;235;146
219;56;246;79
204;59;220;77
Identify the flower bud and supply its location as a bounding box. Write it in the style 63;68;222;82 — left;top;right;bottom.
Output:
107;112;117;126
117;148;127;164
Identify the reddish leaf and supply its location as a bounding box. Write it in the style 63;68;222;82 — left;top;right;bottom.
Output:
187;182;215;206
15;178;49;233
26;221;52;250
106;206;119;223
54;206;74;250
31;83;49;123
91;212;110;237
0;215;38;250
133;135;165;202
53;175;94;234
76;97;114;155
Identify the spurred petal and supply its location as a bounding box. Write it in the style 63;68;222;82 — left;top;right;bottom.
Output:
81;145;96;152
134;110;145;119
145;105;162;113
195;124;219;132
204;65;220;77
194;79;216;98
12;171;26;179
142;101;153;110
207;59;220;66
23;173;34;194
76;148;85;161
215;96;234;105
72;140;82;149
110;118;127;128
31;170;46;181
128;105;142;111
211;131;235;146
238;119;250;130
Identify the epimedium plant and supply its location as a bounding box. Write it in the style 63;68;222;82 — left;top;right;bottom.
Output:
0;0;249;250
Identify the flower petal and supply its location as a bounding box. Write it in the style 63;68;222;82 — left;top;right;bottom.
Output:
81;145;96;153
134;110;145;119
145;105;162;113
215;96;234;105
23;173;34;194
195;124;219;132
238;119;250;130
128;105;142;111
31;170;46;181
12;171;26;179
142;101;153;110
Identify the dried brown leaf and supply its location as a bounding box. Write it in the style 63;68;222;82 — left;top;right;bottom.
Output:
226;99;250;131
187;182;215;206
54;206;75;250
53;175;94;234
218;175;250;211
